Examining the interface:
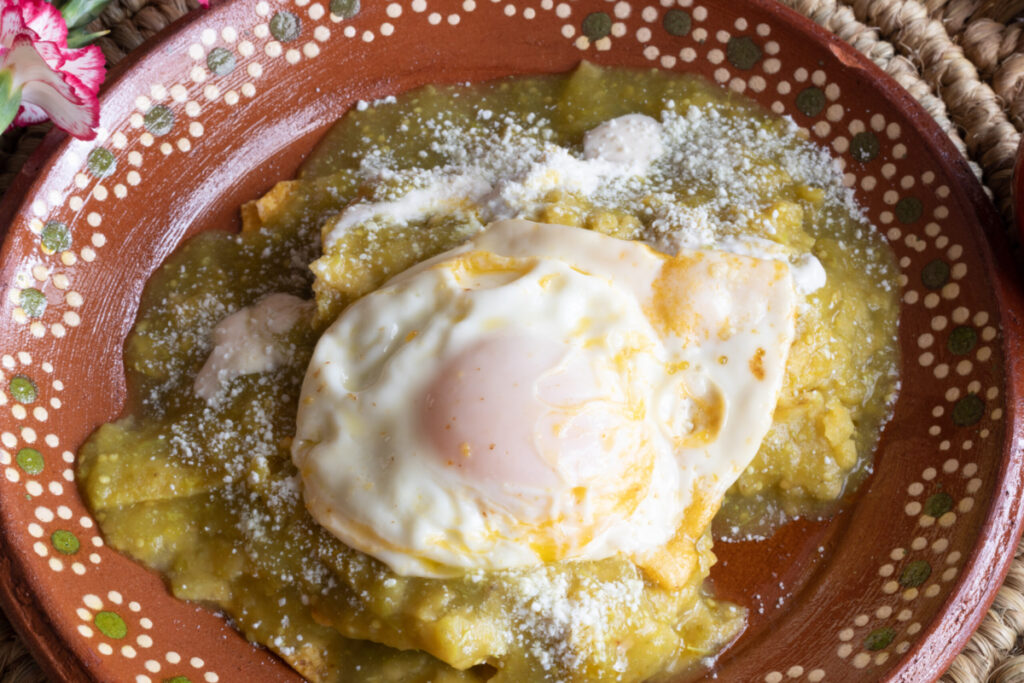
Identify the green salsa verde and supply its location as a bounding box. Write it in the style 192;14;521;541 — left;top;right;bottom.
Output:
78;64;899;682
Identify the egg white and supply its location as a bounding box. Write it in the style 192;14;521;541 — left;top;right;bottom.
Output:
293;219;796;578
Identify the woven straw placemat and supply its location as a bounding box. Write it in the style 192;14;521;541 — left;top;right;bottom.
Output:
1;0;1022;680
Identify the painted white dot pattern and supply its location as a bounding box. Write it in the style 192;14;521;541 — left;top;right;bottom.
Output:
0;2;1005;682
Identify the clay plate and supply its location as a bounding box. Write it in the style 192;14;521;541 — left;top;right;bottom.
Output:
0;0;1022;681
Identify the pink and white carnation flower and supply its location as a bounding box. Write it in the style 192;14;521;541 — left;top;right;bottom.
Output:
0;0;104;140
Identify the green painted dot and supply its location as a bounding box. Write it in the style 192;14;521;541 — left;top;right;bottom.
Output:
270;10;301;41
51;530;79;555
896;196;923;223
899;560;932;587
15;448;43;475
94;611;127;639
329;0;359;19
163;678;192;683
726;36;761;70
795;87;825;117
19;288;46;318
850;131;880;163
206;47;236;76
921;259;950;290
86;147;116;177
40;220;70;254
947;326;978;355
144;105;174;136
924;492;954;518
9;375;37;404
952;394;984;427
863;626;895;651
663;9;691;36
581;12;611;40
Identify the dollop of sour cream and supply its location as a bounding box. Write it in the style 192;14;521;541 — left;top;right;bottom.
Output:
194;293;312;402
583;113;664;169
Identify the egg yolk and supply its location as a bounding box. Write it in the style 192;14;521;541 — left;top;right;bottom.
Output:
419;333;653;526
419;335;565;501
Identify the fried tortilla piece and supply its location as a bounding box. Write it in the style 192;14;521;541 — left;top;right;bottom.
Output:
311;210;482;324
308;547;738;683
241;169;361;234
78;419;224;508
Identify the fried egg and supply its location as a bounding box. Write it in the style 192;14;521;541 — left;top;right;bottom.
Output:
292;219;796;579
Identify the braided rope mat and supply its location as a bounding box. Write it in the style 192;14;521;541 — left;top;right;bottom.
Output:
1;0;1023;680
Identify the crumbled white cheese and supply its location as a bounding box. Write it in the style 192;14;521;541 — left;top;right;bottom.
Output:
504;565;647;673
325;114;667;249
327;102;868;310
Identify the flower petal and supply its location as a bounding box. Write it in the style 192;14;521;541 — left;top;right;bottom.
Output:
19;0;68;45
19;78;97;138
5;36;74;98
21;34;67;71
0;6;28;48
13;99;47;125
60;43;103;95
4;37;96;139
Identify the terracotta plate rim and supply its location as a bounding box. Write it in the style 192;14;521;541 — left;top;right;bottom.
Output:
0;0;1022;681
738;8;1024;683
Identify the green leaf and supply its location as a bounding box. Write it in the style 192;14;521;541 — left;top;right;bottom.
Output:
60;0;111;32
0;70;23;135
67;28;109;49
